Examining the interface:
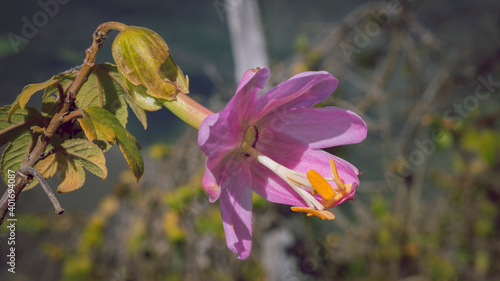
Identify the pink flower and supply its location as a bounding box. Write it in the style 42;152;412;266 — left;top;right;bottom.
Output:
198;67;367;259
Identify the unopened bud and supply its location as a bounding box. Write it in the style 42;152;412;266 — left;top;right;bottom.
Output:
112;26;189;106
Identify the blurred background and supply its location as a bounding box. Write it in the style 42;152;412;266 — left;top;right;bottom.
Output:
1;0;500;280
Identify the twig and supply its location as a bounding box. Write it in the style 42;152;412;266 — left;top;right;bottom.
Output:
17;167;64;214
0;21;128;225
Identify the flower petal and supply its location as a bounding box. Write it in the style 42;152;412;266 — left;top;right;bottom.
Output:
260;106;367;149
255;124;360;208
219;161;253;260
253;71;338;119
205;151;245;192
249;133;317;206
202;167;221;203
198;110;242;158
226;67;269;123
293;148;360;190
249;162;308;206
254;130;309;169
255;129;360;187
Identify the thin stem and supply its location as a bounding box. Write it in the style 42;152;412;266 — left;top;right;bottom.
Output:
55;81;65;109
18;167;64;214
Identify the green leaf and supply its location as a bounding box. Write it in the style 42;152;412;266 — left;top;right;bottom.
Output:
0;105;44;147
8;79;59;122
43;64;148;136
85;106;143;181
120;86;148;129
99;63;147;129
36;139;108;193
42;69;76;117
76;64;129;127
0;131;38;190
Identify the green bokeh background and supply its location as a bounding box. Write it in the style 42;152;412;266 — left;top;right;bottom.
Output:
1;1;499;280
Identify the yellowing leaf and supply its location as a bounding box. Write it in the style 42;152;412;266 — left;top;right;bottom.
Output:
85;106;143;181
78;109;115;144
35;153;59;179
63;139;107;180
8;79;59;122
77;110;98;142
35;139;108;193
57;156;86;193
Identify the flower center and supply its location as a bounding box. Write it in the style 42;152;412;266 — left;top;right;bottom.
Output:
240;143;352;220
241;126;258;156
243;126;258;146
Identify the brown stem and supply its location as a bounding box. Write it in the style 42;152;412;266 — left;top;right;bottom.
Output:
18;167;64;214
0;22;129;225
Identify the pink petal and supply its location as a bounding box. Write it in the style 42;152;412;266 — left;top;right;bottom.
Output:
198;110;242;159
260;106;367;149
292;149;359;207
206;152;245;191
226;67;269;122
249;161;308;206
254;130;309;169
254;131;359;201
292;148;360;188
219;161;253;260
202;167;221;203
253;72;338;120
256;131;360;187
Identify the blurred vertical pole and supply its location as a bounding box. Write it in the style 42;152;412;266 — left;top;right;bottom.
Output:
225;2;299;280
225;0;269;82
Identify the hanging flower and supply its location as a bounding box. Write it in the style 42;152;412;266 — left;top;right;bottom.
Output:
198;67;367;259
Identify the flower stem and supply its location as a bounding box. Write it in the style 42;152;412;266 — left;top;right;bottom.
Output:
162;93;214;129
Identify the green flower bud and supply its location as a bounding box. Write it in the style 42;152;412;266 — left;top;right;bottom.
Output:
112;26;189;105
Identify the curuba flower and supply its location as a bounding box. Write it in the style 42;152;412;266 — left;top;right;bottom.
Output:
198;67;367;259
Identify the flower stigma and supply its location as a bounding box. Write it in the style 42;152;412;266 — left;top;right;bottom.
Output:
240;130;352;220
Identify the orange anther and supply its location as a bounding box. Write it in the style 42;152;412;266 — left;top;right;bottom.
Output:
291;206;335;220
307;170;335;200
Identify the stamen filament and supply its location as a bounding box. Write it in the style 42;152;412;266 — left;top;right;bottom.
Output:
242;142;324;210
281;176;324;210
241;142;352;217
329;158;346;191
